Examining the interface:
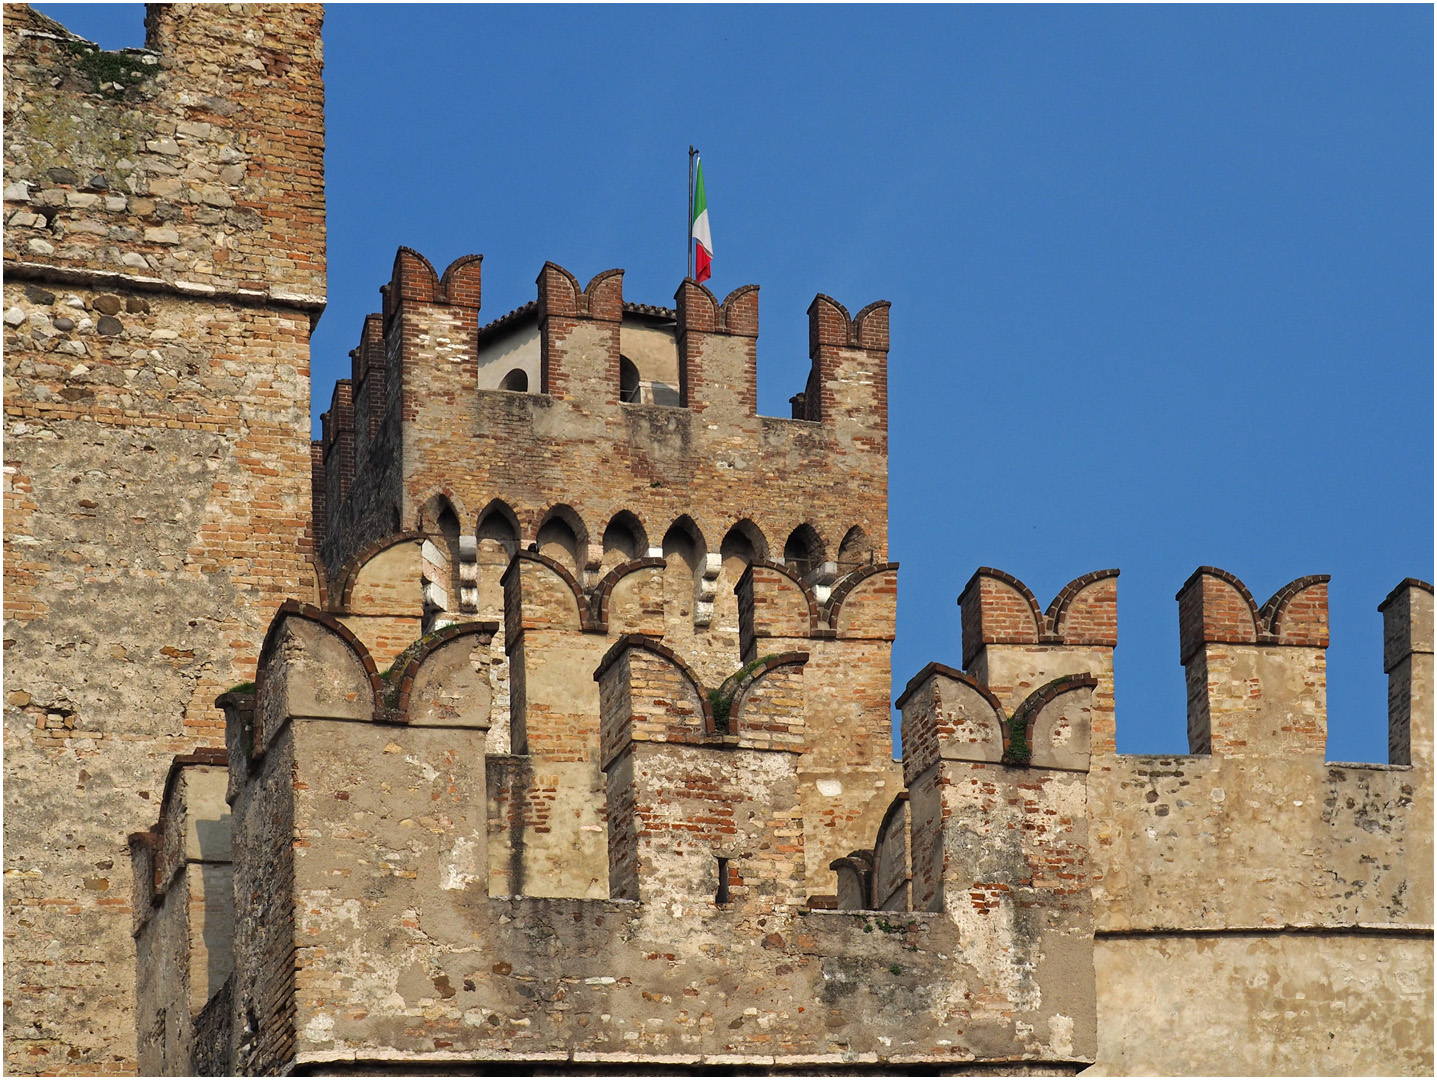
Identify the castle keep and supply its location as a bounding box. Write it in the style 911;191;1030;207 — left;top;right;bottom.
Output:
3;5;1432;1076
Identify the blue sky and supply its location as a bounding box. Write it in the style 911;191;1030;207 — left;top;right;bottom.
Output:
40;4;1433;762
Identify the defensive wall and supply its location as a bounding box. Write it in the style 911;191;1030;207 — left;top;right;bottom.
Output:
129;568;1432;1074
3;5;324;1073
4;4;1432;1077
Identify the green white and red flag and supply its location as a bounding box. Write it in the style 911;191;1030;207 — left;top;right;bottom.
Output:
691;156;713;283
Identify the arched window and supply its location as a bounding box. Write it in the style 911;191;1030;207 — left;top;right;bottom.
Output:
499;368;528;392
783;524;825;578
837;526;873;574
602;511;647;570
619;356;641;403
536;505;587;578
477;500;520;556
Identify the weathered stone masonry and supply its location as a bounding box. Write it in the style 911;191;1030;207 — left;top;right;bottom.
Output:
4;5;1432;1077
3;5;323;1074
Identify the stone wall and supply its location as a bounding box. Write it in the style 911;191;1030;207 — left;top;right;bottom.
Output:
2;5;324;1073
128;754;232;1077
949;566;1434;1075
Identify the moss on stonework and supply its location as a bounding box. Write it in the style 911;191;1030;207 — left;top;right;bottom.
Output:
225;680;255;695
1003;713;1031;766
708;654;778;734
63;40;154;98
376;666;401;710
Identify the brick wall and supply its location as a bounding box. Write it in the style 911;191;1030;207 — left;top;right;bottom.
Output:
2;5;324;1072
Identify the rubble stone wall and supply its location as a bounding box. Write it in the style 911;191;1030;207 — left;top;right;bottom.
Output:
2;4;324;1073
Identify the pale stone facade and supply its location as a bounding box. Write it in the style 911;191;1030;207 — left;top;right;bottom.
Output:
4;5;1431;1076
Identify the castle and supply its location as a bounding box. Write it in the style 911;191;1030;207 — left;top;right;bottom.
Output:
2;5;1431;1076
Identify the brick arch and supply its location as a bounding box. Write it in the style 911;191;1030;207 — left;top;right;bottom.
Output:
1046;568;1120;642
740;558;825;637
1005;673;1097;764
852;300;891;351
595;633;716;733
391;620;500;719
718;283;759;336
589;556;667;632
335;532;425;611
958;567;1050;668
253;600;382;756
438;253;482;307
1178;565;1265;643
825;561;899;629
1260;574;1331;645
391;245;439;304
509;549;591;630
894;661;1006;718
727;651;809;735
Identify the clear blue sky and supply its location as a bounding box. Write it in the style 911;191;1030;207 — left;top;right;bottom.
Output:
40;4;1434;762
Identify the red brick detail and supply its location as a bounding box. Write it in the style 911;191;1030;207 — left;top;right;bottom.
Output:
252;600;382;755
737;560;823;660
1260;575;1331;648
501;550;594;648
826;562;899;638
728;651;809;746
1176;567;1264;663
438;254;483;309
675;279;760;414
589;556;668;631
1046;569;1119;646
959;568;1047;667
309;440;326;554
392;620;500;719
1177;566;1330;663
334;531;426;611
392;246;440;304
1007;673;1098;758
593;633;716;733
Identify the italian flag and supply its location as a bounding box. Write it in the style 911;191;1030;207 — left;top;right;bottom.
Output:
691;156;713;283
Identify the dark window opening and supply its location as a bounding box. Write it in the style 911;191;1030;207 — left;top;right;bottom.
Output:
619;356;641;403
500;367;529;392
715;857;731;904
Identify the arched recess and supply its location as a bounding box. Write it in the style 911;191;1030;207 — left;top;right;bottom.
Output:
662;515;708;628
601;510;648;572
417;494;463;632
499;367;529;393
716;520;769;634
474;498;521;623
836;526;874;575
783;523;826;579
619;356;641;403
536;504;588;580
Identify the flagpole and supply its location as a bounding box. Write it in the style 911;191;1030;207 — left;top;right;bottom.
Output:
687;146;695;280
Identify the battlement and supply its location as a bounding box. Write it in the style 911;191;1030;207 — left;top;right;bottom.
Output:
315;247;891;589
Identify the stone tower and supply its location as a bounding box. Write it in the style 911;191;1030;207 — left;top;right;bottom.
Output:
2;5;324;1072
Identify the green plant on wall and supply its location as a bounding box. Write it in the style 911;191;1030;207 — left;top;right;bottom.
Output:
708;654;777;733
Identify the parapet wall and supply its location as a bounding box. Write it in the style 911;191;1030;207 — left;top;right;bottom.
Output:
940;566;1434;1075
318;249;891;596
209;604;1106;1073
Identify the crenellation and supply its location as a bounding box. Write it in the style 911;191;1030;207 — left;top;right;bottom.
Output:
6;6;1429;1075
